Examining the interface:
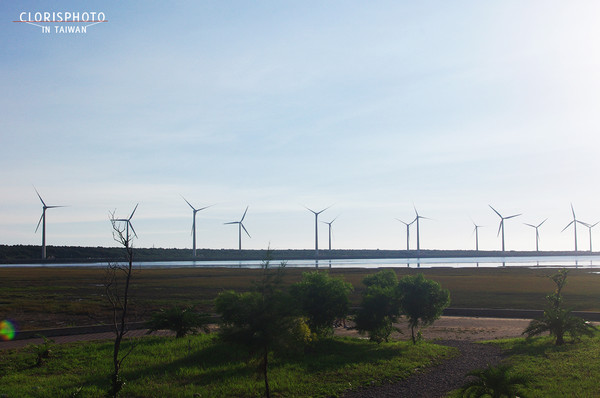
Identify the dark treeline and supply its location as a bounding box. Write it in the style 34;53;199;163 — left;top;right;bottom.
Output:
0;244;591;264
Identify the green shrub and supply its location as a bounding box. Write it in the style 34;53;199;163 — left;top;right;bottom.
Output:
291;271;353;338
146;305;210;338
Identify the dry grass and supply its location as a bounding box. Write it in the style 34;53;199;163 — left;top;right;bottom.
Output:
1;266;599;330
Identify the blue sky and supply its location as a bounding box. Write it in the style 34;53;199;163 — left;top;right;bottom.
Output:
2;1;600;252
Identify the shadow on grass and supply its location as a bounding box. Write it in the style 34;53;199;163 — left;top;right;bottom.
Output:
500;336;580;358
80;335;430;392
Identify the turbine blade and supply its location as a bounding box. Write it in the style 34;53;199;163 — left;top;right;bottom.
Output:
396;218;408;226
317;205;332;215
241;223;251;238
35;213;43;233
538;218;548;227
34;188;47;207
592;221;600;228
504;213;521;220
489;205;502;218
305;206;317;215
181;195;196;211
197;204;214;212
240;206;249;222
129;222;138;238
571;203;576;219
497;221;502;237
129;203;139;220
224;221;238;225
46;205;66;209
561;221;574;232
524;223;535;228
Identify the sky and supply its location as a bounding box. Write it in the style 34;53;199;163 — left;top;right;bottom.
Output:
2;1;600;253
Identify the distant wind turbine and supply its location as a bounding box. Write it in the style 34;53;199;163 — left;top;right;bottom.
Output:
413;206;429;252
306;206;331;257
472;222;483;251
489;205;521;252
225;206;250;251
322;217;338;251
181;196;212;257
580;221;599;253
34;188;66;260
561;204;583;252
524;218;547;252
114;204;139;243
396;218;416;251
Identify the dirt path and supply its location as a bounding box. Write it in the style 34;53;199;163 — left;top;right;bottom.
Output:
335;316;530;398
342;340;505;398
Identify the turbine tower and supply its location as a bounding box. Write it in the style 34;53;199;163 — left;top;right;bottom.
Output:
396;218;416;250
322;217;338;251
413;206;429;252
306;206;330;257
472;222;483;251
114;204;139;243
524;218;547;252
581;221;599;253
561;204;582;252
225;206;250;251
34;188;65;260
489;205;521;252
181;196;212;257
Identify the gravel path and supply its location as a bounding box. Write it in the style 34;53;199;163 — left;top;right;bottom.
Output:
342;340;505;398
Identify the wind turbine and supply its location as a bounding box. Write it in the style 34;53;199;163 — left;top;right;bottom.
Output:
580;221;599;253
225;206;250;251
472;222;483;251
489;205;521;252
114;204;139;243
34;188;65;260
322;217;338;251
181;196;212;257
306;206;331;257
561;204;582;252
524;219;547;252
413;206;429;252
396;218;416;251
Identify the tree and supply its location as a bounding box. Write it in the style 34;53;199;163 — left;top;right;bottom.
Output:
523;269;596;346
459;364;529;398
214;254;310;398
104;209;138;397
354;270;401;343
290;271;353;338
146;305;210;338
397;273;450;344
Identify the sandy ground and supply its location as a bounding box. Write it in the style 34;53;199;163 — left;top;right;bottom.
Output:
334;316;533;341
0;316;539;351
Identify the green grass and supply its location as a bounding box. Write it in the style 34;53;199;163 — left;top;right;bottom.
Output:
0;334;455;397
448;332;600;397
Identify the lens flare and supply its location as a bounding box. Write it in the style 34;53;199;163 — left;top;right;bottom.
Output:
0;320;16;341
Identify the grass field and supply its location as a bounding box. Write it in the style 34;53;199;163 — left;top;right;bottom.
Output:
0;334;454;397
1;266;599;330
448;332;600;397
2;330;599;397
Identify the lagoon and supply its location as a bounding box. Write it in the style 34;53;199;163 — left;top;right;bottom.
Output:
3;254;600;269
